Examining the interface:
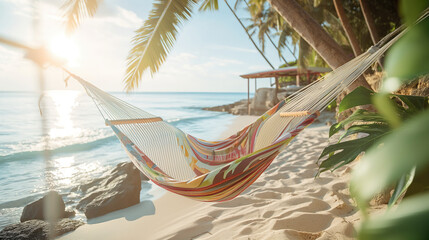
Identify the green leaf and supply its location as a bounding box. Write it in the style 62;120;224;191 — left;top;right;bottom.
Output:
388;168;415;206
338;86;374;113
359;193;429;240
382;18;429;92
395;95;429;113
319;123;391;173
403;165;429;198
399;0;429;26
62;0;101;34
328;109;387;137
199;0;219;11
124;0;198;91
351;109;429;206
373;93;402;128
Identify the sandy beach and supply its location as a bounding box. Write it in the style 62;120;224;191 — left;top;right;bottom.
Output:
59;116;381;240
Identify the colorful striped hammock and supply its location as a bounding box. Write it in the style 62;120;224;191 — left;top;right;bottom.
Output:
67;29;402;202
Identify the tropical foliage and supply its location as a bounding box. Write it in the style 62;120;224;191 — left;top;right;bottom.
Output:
241;0;401;69
241;0;344;69
62;0;102;34
62;0;401;91
319;0;429;238
62;0;221;91
318;86;428;174
123;0;199;90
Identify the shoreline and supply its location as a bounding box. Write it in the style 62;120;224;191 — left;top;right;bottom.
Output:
59;115;259;240
59;115;384;240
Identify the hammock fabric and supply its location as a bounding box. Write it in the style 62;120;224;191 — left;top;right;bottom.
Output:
108;106;318;202
67;26;404;202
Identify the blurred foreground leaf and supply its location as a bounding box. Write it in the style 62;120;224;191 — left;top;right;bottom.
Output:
399;0;429;25
351;109;429;206
359;193;429;240
382;18;429;92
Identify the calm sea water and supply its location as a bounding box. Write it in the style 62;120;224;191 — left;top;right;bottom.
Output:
0;91;251;229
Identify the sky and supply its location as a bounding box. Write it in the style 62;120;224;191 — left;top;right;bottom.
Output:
0;0;296;92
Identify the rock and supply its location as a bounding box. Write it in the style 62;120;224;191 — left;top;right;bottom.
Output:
76;162;141;219
0;219;84;240
204;87;308;116
203;99;248;114
64;209;75;218
252;88;279;112
230;104;249;115
20;191;68;222
139;172;150;181
54;218;84;236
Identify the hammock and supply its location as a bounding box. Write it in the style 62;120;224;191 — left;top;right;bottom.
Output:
64;28;403;202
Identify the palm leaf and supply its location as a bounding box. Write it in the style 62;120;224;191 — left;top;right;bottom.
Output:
124;0;198;91
199;0;219;11
62;0;101;34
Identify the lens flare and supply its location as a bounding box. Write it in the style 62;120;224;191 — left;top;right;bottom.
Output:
48;35;79;67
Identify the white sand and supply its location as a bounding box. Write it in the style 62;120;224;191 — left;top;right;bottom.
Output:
60;116;382;240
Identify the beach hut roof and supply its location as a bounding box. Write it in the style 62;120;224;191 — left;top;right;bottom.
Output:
240;66;331;79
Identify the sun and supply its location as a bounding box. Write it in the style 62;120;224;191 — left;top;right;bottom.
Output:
48;35;79;67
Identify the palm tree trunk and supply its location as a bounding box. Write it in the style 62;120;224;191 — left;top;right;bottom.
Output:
359;0;380;44
267;0;372;91
333;0;362;56
359;0;384;70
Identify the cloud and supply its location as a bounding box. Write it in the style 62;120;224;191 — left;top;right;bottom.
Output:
0;45;24;71
4;0;62;21
93;4;142;29
211;45;257;53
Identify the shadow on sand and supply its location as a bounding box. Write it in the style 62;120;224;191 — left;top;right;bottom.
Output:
87;200;155;224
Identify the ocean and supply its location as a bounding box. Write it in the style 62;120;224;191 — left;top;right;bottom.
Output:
0;91;252;229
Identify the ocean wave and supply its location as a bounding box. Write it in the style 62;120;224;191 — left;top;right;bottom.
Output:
0;194;44;209
0;130;116;163
166;114;224;125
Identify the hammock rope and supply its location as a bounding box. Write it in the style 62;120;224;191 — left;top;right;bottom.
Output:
58;26;406;201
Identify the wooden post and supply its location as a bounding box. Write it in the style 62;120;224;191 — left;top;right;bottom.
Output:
296;74;300;86
306;72;310;85
247;78;250;115
274;77;279;97
254;78;257;93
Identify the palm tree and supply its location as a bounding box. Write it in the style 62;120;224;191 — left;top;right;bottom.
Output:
267;0;372;91
63;0;372;91
243;0;353;70
359;0;380;45
332;0;362;56
62;0;102;34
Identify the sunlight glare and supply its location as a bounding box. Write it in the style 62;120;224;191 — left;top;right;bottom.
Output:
52;156;76;186
49;35;79;67
47;90;82;139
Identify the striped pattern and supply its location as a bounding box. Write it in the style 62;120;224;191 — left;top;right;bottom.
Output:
107;111;318;202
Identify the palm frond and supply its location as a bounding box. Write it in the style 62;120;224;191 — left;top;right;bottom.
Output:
124;0;198;91
322;9;349;46
62;0;101;34
199;0;219;11
233;0;242;10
